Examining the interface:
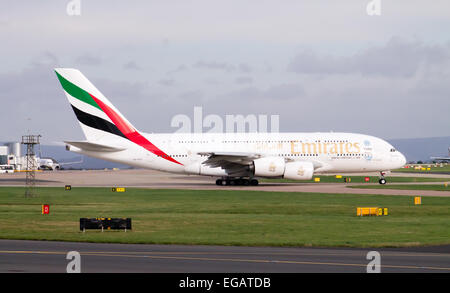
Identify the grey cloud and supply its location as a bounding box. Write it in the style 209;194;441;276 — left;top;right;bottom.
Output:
178;90;204;101
288;37;450;77
223;83;305;101
288;50;345;75
235;76;253;85
32;51;59;67
161;38;170;47
264;62;274;73
158;79;176;87
238;63;252;73
167;64;188;75
210;59;450;138
123;61;142;70
264;84;305;100
194;60;235;72
0;61;81;142
75;54;103;66
94;79;149;103
194;61;254;74
204;78;221;85
193;60;253;73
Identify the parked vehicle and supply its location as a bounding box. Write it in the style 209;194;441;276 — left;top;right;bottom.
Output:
0;165;14;174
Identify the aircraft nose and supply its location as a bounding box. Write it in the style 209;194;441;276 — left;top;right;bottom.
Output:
398;152;407;167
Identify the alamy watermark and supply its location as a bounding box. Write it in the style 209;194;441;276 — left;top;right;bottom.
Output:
66;251;81;273
366;0;381;16
170;106;279;134
366;251;381;273
66;0;81;16
66;1;381;17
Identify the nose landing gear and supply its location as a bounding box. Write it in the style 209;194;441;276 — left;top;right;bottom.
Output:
378;172;387;184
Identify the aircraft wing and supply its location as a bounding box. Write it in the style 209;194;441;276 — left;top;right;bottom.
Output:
198;151;326;175
198;152;262;168
59;156;84;166
64;141;126;152
197;151;263;176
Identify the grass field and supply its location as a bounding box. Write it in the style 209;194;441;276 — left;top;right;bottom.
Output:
348;184;450;192
261;175;449;184
0;187;449;248
393;164;450;174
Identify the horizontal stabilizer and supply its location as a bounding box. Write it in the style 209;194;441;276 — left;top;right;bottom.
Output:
64;141;126;152
430;157;450;161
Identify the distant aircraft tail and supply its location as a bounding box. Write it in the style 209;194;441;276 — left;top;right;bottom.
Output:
54;68;137;142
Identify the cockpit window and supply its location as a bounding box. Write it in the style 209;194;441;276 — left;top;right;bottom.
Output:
390;148;396;152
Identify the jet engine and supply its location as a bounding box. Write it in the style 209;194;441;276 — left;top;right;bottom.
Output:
283;161;314;180
252;157;285;177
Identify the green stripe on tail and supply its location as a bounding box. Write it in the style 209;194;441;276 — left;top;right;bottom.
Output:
55;71;102;111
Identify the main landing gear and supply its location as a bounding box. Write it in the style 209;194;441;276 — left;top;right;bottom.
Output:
216;178;259;186
378;172;387;185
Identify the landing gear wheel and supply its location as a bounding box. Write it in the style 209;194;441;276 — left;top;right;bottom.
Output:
250;179;259;186
219;178;258;186
378;171;387;185
216;179;227;186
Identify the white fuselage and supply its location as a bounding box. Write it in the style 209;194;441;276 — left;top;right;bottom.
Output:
67;132;406;178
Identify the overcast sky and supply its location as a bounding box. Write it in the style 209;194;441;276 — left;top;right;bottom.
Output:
1;0;449;144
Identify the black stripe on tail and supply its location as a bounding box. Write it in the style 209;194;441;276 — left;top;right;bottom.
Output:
71;105;127;139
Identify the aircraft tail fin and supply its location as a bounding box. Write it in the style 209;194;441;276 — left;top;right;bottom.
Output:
55;68;184;165
54;68;137;142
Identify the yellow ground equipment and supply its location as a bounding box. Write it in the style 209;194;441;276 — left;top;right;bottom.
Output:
112;187;126;192
357;207;388;216
414;196;421;205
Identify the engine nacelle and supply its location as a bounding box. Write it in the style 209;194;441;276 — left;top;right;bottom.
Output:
283;161;314;180
252;157;285;177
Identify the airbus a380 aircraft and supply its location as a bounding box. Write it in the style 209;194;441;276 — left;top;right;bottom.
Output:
55;68;406;186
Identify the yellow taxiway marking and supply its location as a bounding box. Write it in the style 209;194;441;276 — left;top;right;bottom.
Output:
0;250;449;271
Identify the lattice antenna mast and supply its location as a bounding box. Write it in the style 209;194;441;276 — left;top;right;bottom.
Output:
21;135;41;198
